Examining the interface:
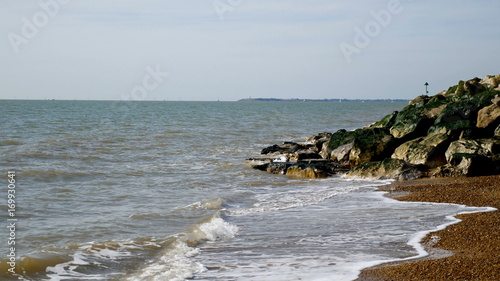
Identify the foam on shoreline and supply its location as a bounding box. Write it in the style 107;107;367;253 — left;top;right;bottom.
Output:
357;175;500;281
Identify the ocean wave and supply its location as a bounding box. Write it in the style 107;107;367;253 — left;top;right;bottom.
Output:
0;252;72;280
7;213;238;281
124;239;205;281
126;213;238;281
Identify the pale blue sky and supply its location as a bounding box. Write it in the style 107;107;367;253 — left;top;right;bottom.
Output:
1;0;499;101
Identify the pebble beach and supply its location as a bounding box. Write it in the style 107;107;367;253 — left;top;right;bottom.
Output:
357;175;500;281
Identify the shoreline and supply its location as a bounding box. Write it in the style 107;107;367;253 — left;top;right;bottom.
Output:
357;175;500;281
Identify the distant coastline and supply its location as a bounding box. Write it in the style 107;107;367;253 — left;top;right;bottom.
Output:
238;98;410;102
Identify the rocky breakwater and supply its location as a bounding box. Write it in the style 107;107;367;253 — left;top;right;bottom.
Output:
249;75;500;180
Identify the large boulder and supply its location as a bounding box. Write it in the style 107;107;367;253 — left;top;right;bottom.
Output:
286;166;323;178
285;161;340;179
349;130;396;167
480;75;500;90
252;162;291;174
261;142;307;155
289;149;323;162
325;128;398;168
367;111;398;129
434;99;481;125
431;154;498;177
445;78;487;97
307;132;332;151
253;160;342;179
392;133;449;168
330;143;354;168
389;105;433;139
463;78;488;96
423;103;447;119
445;139;500;162
408;95;431;107
477;100;500;131
427;120;474;137
431;90;499;138
346;158;423;181
320;129;350;160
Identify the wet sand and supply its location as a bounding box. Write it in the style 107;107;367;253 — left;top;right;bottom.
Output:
357;175;500;281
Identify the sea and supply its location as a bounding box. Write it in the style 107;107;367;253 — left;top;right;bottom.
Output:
0;100;492;281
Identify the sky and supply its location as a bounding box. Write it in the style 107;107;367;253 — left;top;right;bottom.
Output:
1;0;499;101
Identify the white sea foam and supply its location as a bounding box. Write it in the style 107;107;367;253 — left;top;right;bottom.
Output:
125;240;205;281
45;239;162;280
404;205;497;261
179;197;224;211
126;215;238;281
46;253;103;281
230;179;390;215
193;181;496;281
346;197;498;280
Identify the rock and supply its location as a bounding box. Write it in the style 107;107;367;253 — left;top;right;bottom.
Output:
447;77;498;99
306;132;332;151
427;120;474;137
327;129;354;150
428;93;447;104
445;139;500;162
247;155;287;163
450;154;495;176
494;95;500;106
261;142;305;155
431;154;496;177
477;102;500;130
434;99;481;125
464;78;487;96
458;129;476;141
447;78;487;97
409;95;431;107
423;104;447;119
326;128;398;168
477;138;500;154
392;133;449;168
307;132;332;144
495;125;500;139
480;75;500;90
367;111;398;129
346;158;423;181
253;160;342;179
251;162;287;174
251;163;270;172
286;166;322;178
389;105;433;139
319;141;331;160
330;143;354;168
285;161;341;179
349;131;396;167
429;164;462;177
289;150;323;162
252;74;500;181
319;129;349;160
432;88;498;137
